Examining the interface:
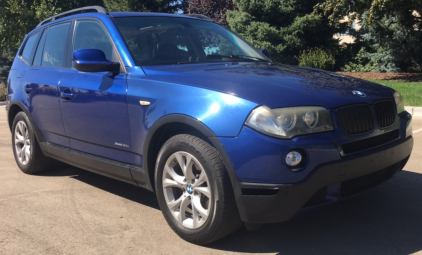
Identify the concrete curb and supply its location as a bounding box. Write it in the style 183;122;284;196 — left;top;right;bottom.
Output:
0;101;6;106
405;106;422;118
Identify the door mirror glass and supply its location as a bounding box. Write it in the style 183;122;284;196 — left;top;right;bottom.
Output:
73;49;120;74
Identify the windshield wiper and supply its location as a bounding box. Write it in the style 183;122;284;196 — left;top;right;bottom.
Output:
174;54;270;65
175;61;201;65
206;54;269;62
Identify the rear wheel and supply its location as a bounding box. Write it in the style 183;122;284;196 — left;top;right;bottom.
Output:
155;134;242;244
12;112;56;174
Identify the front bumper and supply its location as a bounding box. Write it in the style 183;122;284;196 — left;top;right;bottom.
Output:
238;135;413;224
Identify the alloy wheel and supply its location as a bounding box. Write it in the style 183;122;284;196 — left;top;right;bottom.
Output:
162;151;211;229
14;120;31;165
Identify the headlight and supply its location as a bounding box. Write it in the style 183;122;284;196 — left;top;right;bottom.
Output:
394;91;405;114
245;106;333;138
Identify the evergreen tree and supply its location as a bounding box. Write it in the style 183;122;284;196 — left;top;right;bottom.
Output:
103;0;182;13
316;0;422;27
185;0;236;27
226;0;343;64
0;56;13;86
318;0;422;72
360;12;422;72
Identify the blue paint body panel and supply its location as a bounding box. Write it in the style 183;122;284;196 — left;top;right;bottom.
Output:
219;126;341;184
142;63;395;109
7;11;404;176
126;66;258;151
20;66;70;147
6;10;414;225
60;70;137;164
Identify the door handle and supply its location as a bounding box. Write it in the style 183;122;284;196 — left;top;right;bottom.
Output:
24;86;32;94
60;91;73;100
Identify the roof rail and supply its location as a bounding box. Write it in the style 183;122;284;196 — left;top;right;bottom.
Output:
36;6;108;28
183;14;214;22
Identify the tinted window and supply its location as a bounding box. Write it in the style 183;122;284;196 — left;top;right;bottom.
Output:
113;17;267;66
73;20;115;62
21;32;40;63
42;22;71;68
33;29;48;66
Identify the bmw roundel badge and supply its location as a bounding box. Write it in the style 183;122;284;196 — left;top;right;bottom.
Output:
353;90;366;97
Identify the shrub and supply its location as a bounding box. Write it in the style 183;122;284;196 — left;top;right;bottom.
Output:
0;57;13;85
298;48;335;71
341;47;399;73
0;83;6;101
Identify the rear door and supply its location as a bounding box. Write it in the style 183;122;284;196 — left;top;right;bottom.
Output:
20;22;71;147
59;19;137;168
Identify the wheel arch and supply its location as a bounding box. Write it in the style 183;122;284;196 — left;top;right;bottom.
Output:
143;114;247;219
7;100;46;143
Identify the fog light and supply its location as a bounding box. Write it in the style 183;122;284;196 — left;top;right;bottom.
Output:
285;151;302;167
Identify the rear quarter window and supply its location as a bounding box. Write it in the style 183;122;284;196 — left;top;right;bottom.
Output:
33;29;48;66
20;32;40;64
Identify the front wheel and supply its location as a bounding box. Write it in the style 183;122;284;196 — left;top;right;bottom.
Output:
155;134;241;244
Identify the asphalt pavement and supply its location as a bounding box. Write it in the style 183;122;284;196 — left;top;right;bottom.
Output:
1;105;421;255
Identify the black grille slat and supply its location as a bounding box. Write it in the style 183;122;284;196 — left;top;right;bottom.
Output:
374;100;396;128
342;129;400;154
337;105;374;135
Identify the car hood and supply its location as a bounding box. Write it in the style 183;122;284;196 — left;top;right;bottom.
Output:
142;62;395;109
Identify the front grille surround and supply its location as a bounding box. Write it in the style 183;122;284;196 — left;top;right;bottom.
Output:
336;104;374;136
336;100;400;154
342;129;400;154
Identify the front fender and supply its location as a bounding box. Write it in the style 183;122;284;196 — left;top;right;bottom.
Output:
142;113;249;220
126;76;258;154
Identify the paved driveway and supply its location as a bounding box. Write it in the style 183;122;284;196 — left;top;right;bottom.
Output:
1;106;421;255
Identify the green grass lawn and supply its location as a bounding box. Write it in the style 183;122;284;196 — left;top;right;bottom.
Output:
367;80;422;106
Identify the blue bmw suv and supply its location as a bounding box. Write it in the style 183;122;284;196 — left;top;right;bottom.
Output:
6;6;413;244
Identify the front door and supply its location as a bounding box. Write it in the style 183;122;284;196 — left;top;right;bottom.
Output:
59;19;137;167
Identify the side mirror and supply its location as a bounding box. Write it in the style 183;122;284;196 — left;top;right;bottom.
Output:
259;49;271;59
73;49;120;74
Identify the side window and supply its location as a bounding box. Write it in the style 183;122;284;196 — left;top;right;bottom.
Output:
73;20;116;63
41;22;71;68
21;32;40;63
33;29;48;66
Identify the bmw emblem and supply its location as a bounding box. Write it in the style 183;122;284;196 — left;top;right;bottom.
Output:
353;90;366;97
187;185;193;194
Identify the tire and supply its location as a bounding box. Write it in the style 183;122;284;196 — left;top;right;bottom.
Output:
12;111;56;174
155;134;242;244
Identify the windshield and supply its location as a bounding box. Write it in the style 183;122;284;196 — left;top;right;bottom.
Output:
112;17;269;66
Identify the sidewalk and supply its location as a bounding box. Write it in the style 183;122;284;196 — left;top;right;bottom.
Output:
405;106;422;118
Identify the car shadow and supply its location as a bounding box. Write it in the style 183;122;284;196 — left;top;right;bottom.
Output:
39;163;160;210
206;169;422;254
40;166;422;254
